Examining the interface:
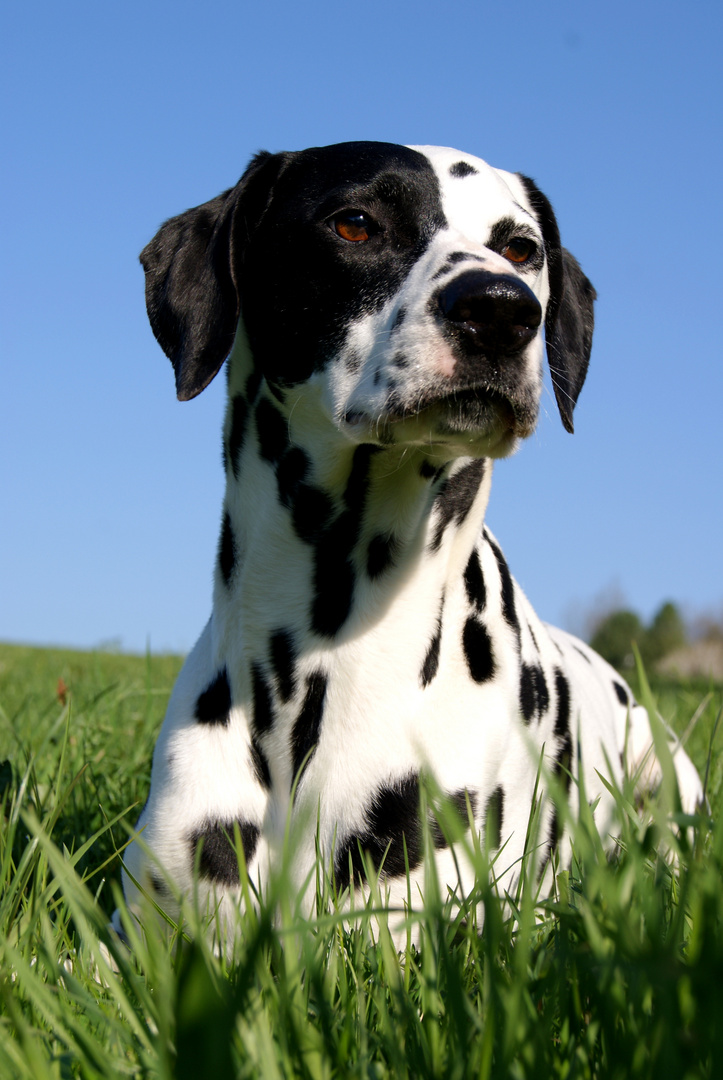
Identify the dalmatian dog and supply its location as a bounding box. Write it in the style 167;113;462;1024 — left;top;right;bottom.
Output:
120;141;702;942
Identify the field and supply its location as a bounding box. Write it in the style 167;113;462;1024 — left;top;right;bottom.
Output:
0;641;721;1078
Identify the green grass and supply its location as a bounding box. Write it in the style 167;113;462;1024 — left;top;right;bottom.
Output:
0;641;722;1078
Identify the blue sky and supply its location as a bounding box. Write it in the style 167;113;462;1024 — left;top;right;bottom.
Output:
2;0;722;654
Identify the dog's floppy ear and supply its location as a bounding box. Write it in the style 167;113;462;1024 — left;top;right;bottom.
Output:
141;151;290;400
518;176;596;434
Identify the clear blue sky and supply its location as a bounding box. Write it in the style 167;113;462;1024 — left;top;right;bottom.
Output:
2;0;721;654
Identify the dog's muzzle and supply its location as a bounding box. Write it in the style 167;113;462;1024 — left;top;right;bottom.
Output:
436;270;542;357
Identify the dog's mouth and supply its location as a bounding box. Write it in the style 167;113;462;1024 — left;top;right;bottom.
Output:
383;385;537;439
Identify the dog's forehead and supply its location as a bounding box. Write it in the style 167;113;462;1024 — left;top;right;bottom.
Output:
408;145;536;238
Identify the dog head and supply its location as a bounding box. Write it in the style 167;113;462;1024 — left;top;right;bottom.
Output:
141;142;595;457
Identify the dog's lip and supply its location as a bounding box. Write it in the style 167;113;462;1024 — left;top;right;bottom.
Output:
384;385;535;438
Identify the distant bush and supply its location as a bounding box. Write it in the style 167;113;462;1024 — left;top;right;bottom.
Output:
590;600;686;671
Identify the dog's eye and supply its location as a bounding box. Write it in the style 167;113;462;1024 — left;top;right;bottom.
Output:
502;238;535;264
332;211;375;243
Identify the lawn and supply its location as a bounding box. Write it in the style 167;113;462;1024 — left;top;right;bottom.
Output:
0;641;721;1078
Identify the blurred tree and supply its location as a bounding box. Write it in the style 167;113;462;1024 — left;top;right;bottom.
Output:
645;601;686;663
589;610;644;671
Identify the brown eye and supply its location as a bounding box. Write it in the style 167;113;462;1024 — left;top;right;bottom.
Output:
502;237;534;264
333;211;374;242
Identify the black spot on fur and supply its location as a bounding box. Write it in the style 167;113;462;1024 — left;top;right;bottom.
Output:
484;786;505;849
291;671;327;782
392;352;409;368
392;306;407;329
430;459;486;551
276;446;309;506
312;446;378;637
149;872;170;898
334;774;422;890
218;512;237;587
228;395;248;479
520;663;549;724
429;789;478;849
345;348;361;373
255;397;289;464
613;681;629;706
251;663;274;735
270;629;297;703
194;668;231;726
419;458;438;480
432;249;482;280
553;731;573;794
245;370;262;404
463;616;495;683
449;160;478;178
190;819;260;886
367;532;399;579
554;669;571;737
292;484;335;545
485;531;520;644
464;549;486;612
421;603;444;687
250;736;271;789
312;522;357;637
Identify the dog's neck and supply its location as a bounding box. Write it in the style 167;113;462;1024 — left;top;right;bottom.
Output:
211;352;494;674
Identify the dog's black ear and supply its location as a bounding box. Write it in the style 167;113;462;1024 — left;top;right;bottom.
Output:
141;151;290;400
518;175;596;433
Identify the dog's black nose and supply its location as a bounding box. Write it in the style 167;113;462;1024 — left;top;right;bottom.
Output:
437;269;542;356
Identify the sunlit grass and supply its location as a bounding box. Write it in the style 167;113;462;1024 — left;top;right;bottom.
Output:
0;642;721;1078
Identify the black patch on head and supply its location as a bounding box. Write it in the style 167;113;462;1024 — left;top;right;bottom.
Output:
449;161;478;178
429;789;478;849
519;663;549;724
227;395;248;480
291;671;327;782
463;616;495;683
484;786;505;850
485;530;520;645
237;142;447;387
430;459;486;552
269;629;297;703
367;532;400;579
554;669;570;737
218;512;238;587
464;549;486;612
334;773;422;890
194;668;232;726
251;662;274;734
190;819;260;886
255;397;289;464
613;681;629;706
392;352;409;368
250;736;271;789
421;601;444;688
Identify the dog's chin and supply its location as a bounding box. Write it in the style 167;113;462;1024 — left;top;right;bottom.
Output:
343;388;535;459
